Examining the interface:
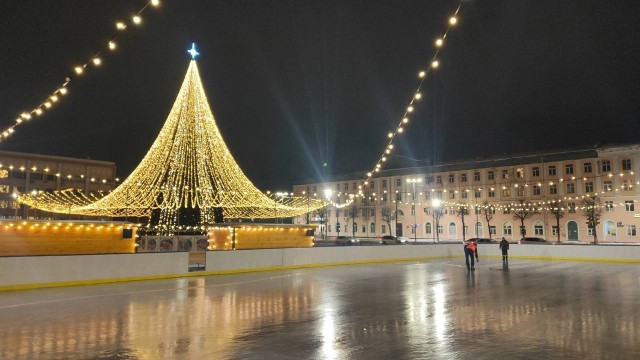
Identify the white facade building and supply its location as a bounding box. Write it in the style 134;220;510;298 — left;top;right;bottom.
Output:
293;144;640;243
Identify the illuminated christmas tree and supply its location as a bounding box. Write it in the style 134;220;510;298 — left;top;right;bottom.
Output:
20;49;326;227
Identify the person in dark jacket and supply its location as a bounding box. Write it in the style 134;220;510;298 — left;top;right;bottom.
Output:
463;240;479;271
499;237;510;262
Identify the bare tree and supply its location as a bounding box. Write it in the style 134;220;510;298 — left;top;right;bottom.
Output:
456;203;470;242
512;200;536;240
481;200;494;240
549;199;564;243
583;195;602;244
348;204;358;238
433;206;443;242
381;206;394;235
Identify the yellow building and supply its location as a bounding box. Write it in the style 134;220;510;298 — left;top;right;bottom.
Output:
294;144;640;243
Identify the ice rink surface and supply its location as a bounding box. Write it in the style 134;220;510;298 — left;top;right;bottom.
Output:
1;258;639;359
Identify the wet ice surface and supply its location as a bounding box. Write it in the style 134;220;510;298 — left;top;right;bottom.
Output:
1;259;640;359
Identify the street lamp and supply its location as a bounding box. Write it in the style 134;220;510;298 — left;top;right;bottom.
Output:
407;178;422;243
432;198;442;242
324;189;333;243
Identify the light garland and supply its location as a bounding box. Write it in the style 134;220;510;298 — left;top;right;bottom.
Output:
18;57;327;226
0;0;162;142
361;1;463;192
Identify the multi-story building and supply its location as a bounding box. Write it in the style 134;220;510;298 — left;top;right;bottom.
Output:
293;144;640;243
0;150;117;220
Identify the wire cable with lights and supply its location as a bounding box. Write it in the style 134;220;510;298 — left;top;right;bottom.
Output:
0;0;162;142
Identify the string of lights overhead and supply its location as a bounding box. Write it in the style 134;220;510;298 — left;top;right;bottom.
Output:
359;1;464;194
0;0;162;143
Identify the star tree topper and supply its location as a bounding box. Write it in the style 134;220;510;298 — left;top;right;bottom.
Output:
188;43;199;59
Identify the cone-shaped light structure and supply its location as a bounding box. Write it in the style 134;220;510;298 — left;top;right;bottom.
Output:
19;60;326;224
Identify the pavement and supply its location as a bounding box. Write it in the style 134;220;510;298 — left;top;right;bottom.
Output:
1;258;639;359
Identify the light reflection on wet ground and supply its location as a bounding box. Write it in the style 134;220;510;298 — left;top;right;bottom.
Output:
1;259;639;359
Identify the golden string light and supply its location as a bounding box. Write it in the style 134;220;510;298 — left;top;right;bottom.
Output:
361;1;463;191
19;60;327;225
0;0;162;143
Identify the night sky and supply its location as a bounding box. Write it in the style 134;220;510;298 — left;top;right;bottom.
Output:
1;0;639;191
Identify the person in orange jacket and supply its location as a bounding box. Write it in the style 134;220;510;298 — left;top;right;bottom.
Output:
464;239;479;271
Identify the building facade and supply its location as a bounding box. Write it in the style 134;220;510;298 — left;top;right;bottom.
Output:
293;144;640;243
0;150;117;220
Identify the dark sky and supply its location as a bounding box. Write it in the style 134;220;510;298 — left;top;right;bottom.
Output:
1;0;639;191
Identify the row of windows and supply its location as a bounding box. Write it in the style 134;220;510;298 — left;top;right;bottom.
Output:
326;221;639;238
314;159;635;194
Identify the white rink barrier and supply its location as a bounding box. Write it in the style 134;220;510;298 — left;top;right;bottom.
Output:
206;243;640;273
0;252;189;290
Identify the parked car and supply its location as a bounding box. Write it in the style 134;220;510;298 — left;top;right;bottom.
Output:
379;235;407;245
466;237;496;244
521;237;548;243
335;236;359;246
357;237;384;245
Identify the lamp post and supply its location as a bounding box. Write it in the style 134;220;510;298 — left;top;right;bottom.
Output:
432;198;441;242
324;189;333;243
407;178;422;243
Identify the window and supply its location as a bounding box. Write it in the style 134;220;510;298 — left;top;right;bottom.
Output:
585;182;593;193
381;225;386;234
353;223;358;233
411;226;416;235
396;179;401;187
474;171;480;181
502;170;509;179
396;192;402;202
622;179;632;191
565;164;574;175
587;228;594;236
532;167;540;177
549;184;557;194
502;187;511;197
548;166;556;176
335;183;340;191
424;207;431;215
30;173;43;181
464;225;468;235
382;180;387;188
448;222;457;235
411;205;415;216
605;201;614;212
370;181;375;189
344;183;349;191
460;173;467;182
488;171;495;180
361;225;365;233
425;222;432;234
382;193;388;202
625;201;634;212
437;191;443;199
448;174;455;183
437;225;443;234
568;202;576;213
622;158;632;171
552;226;559;236
503;207;511;215
461;191;468;199
605;221;616;236
475;189;481;198
516;168;525;178
533;185;541;195
370;222;375;233
426;176;434;184
627;225;636;236
312;186;317;193
425;192;431;200
474;207;481;215
566;182;575;194
436;176;442;184
584;162;592;173
604;181;612;192
503;223;512;235
328;225;332;232
488;189;495;197
489;226;496;235
517;186;525;196
449;191;455;200
602;160;611;172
